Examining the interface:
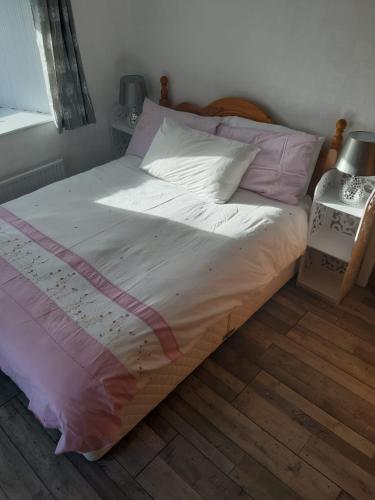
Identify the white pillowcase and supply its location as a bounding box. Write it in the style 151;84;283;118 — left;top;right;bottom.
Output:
221;116;325;196
140;118;260;204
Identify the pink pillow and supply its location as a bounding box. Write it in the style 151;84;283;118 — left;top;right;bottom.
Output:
127;99;220;158
217;124;323;205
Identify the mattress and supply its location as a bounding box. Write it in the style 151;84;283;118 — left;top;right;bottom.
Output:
84;262;296;460
0;154;309;456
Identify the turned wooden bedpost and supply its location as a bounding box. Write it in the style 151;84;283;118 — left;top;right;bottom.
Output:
159;76;170;107
307;118;348;195
323;118;348;171
331;118;348;154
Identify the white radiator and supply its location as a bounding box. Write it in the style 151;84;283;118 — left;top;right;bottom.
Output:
0;159;66;204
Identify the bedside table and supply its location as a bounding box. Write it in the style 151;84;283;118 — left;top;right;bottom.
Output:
298;169;375;303
110;105;134;158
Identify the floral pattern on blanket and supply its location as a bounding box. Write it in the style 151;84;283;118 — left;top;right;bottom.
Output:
0;220;167;377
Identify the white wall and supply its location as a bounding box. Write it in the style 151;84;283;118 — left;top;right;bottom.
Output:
0;0;131;181
125;0;375;285
126;0;375;137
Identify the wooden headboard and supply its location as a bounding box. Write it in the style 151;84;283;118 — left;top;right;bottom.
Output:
159;76;347;195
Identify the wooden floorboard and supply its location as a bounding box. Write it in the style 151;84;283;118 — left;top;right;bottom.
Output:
0;281;374;499
0;373;19;407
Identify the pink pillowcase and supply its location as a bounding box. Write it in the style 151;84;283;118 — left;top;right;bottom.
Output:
217;124;323;205
127;98;220;158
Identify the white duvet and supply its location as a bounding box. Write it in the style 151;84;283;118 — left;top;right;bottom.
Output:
0;153;309;453
2;153;309;373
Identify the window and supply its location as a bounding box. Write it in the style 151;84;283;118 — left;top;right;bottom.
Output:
0;0;52;134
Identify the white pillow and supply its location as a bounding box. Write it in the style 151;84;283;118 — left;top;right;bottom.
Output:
140;118;260;204
221;116;325;196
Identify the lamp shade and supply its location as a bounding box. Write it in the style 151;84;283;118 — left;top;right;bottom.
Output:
336;131;375;176
119;75;147;112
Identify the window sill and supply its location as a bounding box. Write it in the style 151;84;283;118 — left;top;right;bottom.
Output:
0;108;54;137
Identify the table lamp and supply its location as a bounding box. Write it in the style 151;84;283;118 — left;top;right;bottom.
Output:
336;131;375;206
119;75;147;128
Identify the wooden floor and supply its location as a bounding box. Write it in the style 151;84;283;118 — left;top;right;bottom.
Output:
1;281;375;500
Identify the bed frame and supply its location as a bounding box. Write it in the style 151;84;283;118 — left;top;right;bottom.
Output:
159;75;347;195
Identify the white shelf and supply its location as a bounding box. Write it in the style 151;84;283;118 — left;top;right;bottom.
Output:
298;168;375;304
299;264;343;303
112;118;134;135
317;188;365;218
299;247;346;303
308;227;355;262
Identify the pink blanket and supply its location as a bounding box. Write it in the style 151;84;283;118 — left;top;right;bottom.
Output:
0;206;178;453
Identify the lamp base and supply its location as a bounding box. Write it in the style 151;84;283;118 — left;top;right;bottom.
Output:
339;175;366;206
127;108;139;129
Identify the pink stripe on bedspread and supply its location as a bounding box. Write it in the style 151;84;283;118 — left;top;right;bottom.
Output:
0;256;137;454
0;206;181;361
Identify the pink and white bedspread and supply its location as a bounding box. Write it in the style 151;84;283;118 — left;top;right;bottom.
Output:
0;154;308;454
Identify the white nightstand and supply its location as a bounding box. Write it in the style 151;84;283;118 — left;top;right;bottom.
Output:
298;169;375;303
110;105;134;158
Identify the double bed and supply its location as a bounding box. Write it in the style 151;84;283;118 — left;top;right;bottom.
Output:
0;77;346;460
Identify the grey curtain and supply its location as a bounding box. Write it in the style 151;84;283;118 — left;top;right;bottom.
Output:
30;0;96;131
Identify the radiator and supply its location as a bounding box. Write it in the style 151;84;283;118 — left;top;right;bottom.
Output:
0;159;66;204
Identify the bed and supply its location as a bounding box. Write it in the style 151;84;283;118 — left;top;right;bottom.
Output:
0;76;346;460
